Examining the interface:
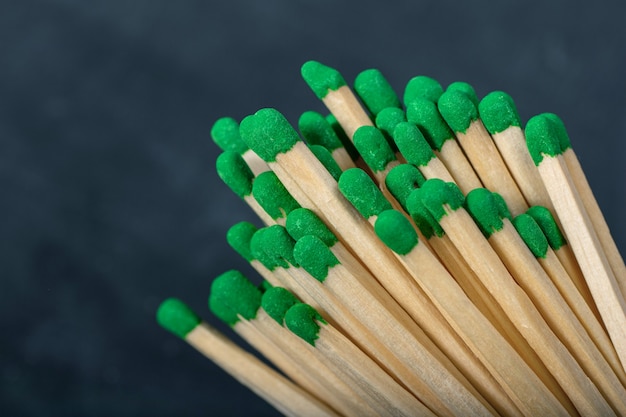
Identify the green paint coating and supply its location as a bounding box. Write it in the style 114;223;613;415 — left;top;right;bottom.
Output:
542;113;572;151
353;126;396;173
284;303;327;346
374;209;418;255
354;68;401;115
309;144;342;181
209;270;262;325
415;179;465;222
252;170;300;220
299;111;343;151
392;122;435;166
301;61;347;99
513;214;549;258
385;164;426;211
478;91;521;134
403;75;443;105
326;114;360;160
250;225;298;270
464;188;505;238
261;286;300;324
259;280;273;293
526;206;567;250
293;235;340;282
406;188;445;239
438;89;479;133
492;192;513;221
524;114;562;165
375;107;407;138
226;221;258;262
285;208;338;247
156;298;201;338
406;98;454;151
216;151;254;198
338;168;392;219
210;117;249;154
447;82;479;106
239;108;300;162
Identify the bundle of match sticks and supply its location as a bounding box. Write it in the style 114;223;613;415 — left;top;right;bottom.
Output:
157;61;626;417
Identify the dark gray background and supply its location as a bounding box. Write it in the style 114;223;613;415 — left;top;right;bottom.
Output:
2;1;625;416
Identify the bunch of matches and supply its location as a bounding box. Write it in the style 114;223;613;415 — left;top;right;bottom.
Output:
158;61;626;417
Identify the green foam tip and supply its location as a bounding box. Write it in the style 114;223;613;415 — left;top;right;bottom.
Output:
216;151;254;198
524;114;563;166
405;187;444;239
252;170;301;220
299;111;343;151
285;208;338;247
392;122;435;167
375;107;407;137
209;270;262;326
309;144;342;181
301;61;347;100
542;113;572;151
403;75;443;105
478;91;521;135
250;225;297;270
285;303;327;346
338;168;392;219
227;221;258;262
526;206;567;250
492;192;513;221
512;214;549;258
293;235;340;283
385;164;426;211
261;286;300;324
353;126;396;173
210;117;249;154
464;188;506;238
239;108;301;162
406;97;454;151
412;178;464;222
354;68;401;116
446;81;478;106
374;209;419;255
156;298;201;339
438;89;479;133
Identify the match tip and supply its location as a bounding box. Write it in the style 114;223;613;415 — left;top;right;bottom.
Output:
542;113;572;152
285;303;327;346
338;168;392;219
406;97;454;151
285;208;338;247
216;151;254;198
354;68;401;116
392;121;435;166
405;187;444;239
438;89;479;133
250;225;297;270
375;107;407;137
512;214;549;258
239;108;300;162
156;298;201;339
446;81;479;106
293;235;340;283
403;75;443;106
524;114;563;166
374;209;419;255
209;270;262;325
353;126;396;173
385;164;426;211
227;221;258;262
526;206;567;250
309;144;342;181
301;60;347;99
261;286;300;324
252;170;301;220
478;91;521;134
412;178;465;222
210;117;249;154
464;188;508;238
298;111;343;151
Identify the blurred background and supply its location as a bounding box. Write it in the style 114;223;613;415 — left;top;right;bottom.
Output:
1;0;625;415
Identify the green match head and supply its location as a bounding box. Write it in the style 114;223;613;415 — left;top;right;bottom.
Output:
354;68;401;116
392;121;435;167
438;89;479;133
209;270;262;325
284;303;327;346
293;235;340;283
261;286;300;324
226;221;258;262
353;126;397;173
374;209;419;255
156;298;201;339
326;114;360;160
446;81;479;106
252;170;300;220
403;75;444;105
405;187;444;239
259;280;273;293
285;208;338;247
385;163;426;211
478;91;521;135
524;114;563;165
216;151;254;198
492;192;513;221
210;117;249;154
526;206;567;250
338;168;392;219
464;188;508;238
412;178;465;222
406;97;454;151
239;108;301;162
309;144;343;181
375;107;407;137
250;225;297;270
298;111;343;151
301;60;347;99
542;113;572;151
512;214;549;258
